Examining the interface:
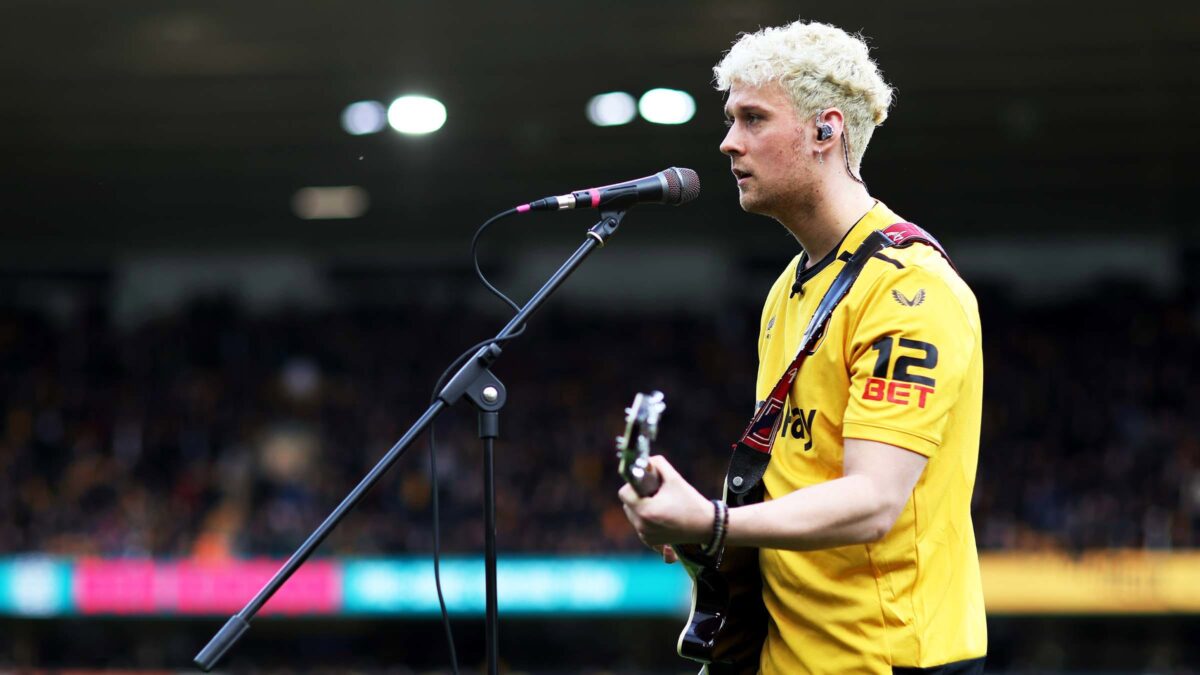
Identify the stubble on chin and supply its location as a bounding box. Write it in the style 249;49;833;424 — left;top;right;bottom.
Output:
737;186;775;218
737;193;760;215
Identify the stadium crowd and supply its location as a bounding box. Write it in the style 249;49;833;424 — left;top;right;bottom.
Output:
1;281;1197;557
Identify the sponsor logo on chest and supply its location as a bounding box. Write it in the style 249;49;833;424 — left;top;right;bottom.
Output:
778;406;818;452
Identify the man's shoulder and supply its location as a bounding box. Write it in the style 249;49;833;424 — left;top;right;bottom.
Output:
853;239;979;325
872;238;959;282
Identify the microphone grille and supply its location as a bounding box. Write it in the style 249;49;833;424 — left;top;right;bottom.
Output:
664;167;700;205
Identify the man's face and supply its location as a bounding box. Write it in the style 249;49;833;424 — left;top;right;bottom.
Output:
720;82;814;219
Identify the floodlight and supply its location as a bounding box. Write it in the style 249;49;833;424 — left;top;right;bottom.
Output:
387;95;447;135
341;101;387;135
586;92;637;127
638;88;695;125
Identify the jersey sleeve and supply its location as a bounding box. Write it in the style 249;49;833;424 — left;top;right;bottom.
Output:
841;262;977;457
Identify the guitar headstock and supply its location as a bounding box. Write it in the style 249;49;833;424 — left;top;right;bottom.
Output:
615;390;666;497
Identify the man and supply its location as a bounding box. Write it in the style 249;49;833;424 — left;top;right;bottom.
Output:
618;20;987;674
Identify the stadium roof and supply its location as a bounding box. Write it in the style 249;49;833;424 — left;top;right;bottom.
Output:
1;0;1194;259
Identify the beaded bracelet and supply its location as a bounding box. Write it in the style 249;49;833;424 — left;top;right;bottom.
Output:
700;499;729;558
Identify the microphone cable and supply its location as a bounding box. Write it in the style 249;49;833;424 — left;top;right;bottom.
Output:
471;207;524;313
425;206;525;675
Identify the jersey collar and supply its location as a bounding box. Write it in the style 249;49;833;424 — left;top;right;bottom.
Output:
792;201;900;294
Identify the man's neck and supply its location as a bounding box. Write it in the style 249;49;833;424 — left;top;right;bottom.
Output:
781;183;876;269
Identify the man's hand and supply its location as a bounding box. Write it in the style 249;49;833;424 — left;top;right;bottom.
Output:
618;455;713;550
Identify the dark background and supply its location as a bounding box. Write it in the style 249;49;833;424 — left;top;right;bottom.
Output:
3;0;1195;259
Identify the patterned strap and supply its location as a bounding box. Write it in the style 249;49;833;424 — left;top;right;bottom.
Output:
883;221;957;273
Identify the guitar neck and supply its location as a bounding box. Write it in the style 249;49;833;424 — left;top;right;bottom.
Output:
626;459;662;498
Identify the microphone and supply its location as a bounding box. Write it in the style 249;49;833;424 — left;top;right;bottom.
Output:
517;167;700;213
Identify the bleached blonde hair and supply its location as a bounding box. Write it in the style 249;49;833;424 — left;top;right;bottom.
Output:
713;21;893;172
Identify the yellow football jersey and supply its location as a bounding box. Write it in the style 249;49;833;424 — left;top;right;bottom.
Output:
754;202;987;673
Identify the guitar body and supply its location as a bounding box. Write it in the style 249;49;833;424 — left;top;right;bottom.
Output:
675;542;767;674
675;547;727;661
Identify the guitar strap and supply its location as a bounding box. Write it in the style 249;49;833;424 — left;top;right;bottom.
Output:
723;222;955;506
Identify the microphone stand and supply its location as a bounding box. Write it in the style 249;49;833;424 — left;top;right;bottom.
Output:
194;208;629;674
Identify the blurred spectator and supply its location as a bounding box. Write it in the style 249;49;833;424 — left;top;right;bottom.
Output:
1;283;1197;556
